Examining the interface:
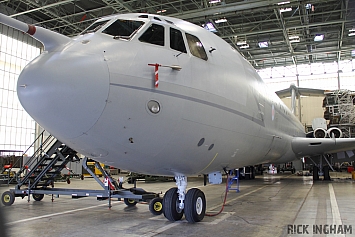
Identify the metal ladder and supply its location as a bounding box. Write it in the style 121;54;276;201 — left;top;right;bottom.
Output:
13;133;78;190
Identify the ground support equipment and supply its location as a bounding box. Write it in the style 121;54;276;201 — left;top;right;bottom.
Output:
2;157;159;208
227;169;240;192
2;138;160;211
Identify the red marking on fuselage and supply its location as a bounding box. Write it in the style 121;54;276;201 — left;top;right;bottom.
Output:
27;24;36;35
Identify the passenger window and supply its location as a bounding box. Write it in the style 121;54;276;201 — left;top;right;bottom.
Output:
170;28;187;53
102;19;144;39
139;24;165;46
185;33;208;61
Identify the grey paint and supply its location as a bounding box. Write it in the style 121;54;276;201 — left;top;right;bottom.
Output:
1;13;355;177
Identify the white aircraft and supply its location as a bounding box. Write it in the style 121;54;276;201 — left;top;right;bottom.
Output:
1;12;355;223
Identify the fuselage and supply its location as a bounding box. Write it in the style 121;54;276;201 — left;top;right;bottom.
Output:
16;13;305;176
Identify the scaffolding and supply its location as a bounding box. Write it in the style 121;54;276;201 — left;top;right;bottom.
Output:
323;90;355;138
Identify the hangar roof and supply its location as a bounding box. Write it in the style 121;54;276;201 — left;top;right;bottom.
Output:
0;0;354;70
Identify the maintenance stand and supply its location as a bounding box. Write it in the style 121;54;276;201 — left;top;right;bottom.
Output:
1;133;162;215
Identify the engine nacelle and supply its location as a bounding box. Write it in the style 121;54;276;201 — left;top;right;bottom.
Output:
327;127;343;138
313;128;327;138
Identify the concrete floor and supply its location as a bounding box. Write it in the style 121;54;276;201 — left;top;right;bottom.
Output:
0;172;355;237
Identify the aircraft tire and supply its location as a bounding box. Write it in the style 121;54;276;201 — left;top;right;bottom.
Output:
245;166;251;180
313;166;319;181
184;188;206;223
32;193;44;201
124;198;137;206
149;197;163;215
2;191;15;206
324;166;330;180
239;168;245;180
163;187;183;221
251;166;255;179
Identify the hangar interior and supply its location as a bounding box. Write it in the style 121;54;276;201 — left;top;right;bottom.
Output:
0;0;354;188
1;0;354;155
0;1;355;236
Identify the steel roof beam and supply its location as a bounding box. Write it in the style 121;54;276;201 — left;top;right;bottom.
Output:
221;19;353;38
248;46;354;61
10;0;75;17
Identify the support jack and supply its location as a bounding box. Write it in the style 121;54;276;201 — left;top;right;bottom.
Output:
227;169;240;193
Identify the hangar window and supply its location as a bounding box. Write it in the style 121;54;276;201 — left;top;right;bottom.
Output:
81;20;110;34
170;28;186;53
139;24;165;46
185;33;208;61
102;19;145;39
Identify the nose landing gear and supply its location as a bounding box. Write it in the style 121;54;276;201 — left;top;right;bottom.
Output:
162;175;206;223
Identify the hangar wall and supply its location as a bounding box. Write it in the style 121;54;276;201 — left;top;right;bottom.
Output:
260;60;355;92
281;97;325;129
0;25;41;155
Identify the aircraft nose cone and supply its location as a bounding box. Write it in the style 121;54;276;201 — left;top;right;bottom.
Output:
17;51;109;139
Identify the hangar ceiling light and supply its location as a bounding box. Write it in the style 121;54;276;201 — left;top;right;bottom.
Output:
215;18;227;24
314;34;324;41
240;44;249;49
258;42;269;48
280;7;292;13
289;35;300;43
203;22;217;32
237;41;249;49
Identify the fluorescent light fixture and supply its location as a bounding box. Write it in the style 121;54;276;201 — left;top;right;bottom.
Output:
349;29;355;36
209;0;221;3
240;44;249;49
258;41;269;48
203;22;217;32
236;41;247;46
289;35;300;43
215;18;227;24
156;9;166;13
314;34;324;41
280;7;292;13
288;35;300;43
278;1;290;5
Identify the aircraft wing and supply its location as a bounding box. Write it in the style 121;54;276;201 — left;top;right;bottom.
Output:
292;137;355;157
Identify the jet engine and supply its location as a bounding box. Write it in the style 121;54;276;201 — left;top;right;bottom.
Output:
327;127;343;138
313;128;327;138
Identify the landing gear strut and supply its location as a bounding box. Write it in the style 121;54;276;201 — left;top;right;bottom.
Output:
163;175;206;223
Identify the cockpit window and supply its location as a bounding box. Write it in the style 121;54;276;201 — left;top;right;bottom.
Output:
139;24;165;46
81;20;110;34
102;19;145;39
185;33;208;61
170;28;186;53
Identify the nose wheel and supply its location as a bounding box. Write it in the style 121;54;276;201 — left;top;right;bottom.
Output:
163;187;184;221
162;175;206;223
184;188;206;223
